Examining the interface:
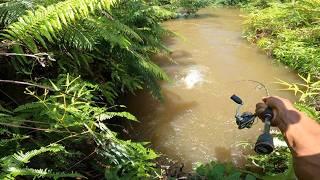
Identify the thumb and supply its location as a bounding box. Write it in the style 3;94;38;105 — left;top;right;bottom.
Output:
262;96;270;103
255;102;268;120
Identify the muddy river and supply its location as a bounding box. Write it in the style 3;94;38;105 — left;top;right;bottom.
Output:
127;8;300;169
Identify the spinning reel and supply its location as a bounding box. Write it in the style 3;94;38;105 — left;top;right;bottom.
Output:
230;95;274;154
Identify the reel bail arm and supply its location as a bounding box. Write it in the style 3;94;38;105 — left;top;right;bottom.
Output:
230;95;256;129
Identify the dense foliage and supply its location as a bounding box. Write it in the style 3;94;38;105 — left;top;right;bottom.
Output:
0;0;209;179
194;161;258;179
175;0;211;14
244;0;320;76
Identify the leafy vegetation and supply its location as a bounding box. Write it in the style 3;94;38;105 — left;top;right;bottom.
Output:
244;0;320;76
0;0;210;179
174;0;211;14
194;161;258;179
277;74;320;121
212;0;249;6
0;75;159;178
0;144;83;179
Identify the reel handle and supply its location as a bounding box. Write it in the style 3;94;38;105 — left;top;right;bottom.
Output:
254;107;274;154
230;94;243;105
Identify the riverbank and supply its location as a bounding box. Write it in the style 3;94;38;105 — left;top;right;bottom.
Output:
243;0;320;76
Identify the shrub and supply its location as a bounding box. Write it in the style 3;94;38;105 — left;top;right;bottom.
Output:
244;0;320;76
0;0;187;178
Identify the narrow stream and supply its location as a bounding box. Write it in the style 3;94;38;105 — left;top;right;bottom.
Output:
127;8;300;169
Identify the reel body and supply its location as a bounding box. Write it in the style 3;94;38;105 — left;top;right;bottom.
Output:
230;94;274;154
236;112;255;129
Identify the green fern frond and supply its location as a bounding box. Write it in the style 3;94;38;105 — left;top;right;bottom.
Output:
67;17;135;50
0;127;10;135
0;134;29;148
0;144;83;179
0;104;12;114
97;111;137;121
0;0;33;28
0;113;11;117
13;102;44;113
109;19;144;43
115;50;169;98
141;5;176;20
12;144;65;164
7;168;83;179
38;14;142;51
137;57;169;81
99;82;118;104
57;22;97;51
2;0;115;52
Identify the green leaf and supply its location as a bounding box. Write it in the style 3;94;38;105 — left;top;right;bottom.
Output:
245;174;256;180
97;112;138;122
227;172;241;180
208;164;225;179
2;0;115;53
0;105;12;114
49;80;60;91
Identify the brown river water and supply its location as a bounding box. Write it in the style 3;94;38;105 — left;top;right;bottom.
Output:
127;8;300;169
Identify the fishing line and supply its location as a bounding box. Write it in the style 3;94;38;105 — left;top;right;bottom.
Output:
230;80;271;127
233;79;270;97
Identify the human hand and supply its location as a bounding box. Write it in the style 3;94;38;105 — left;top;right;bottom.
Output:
255;96;296;130
256;97;320;180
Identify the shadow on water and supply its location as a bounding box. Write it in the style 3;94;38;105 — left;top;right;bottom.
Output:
177;13;219;20
214;147;232;163
171;50;193;60
163;35;177;46
195;13;219;19
127;89;198;141
152;50;194;67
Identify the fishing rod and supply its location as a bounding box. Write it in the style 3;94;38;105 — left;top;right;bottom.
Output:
230;94;274;154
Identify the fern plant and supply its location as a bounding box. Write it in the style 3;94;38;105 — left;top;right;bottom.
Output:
2;0;115;52
0;144;83;179
0;0;202;178
1;0;171;99
0;0;33;28
0;74;158;178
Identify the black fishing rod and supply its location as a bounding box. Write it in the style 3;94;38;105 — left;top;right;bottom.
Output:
230;94;274;154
